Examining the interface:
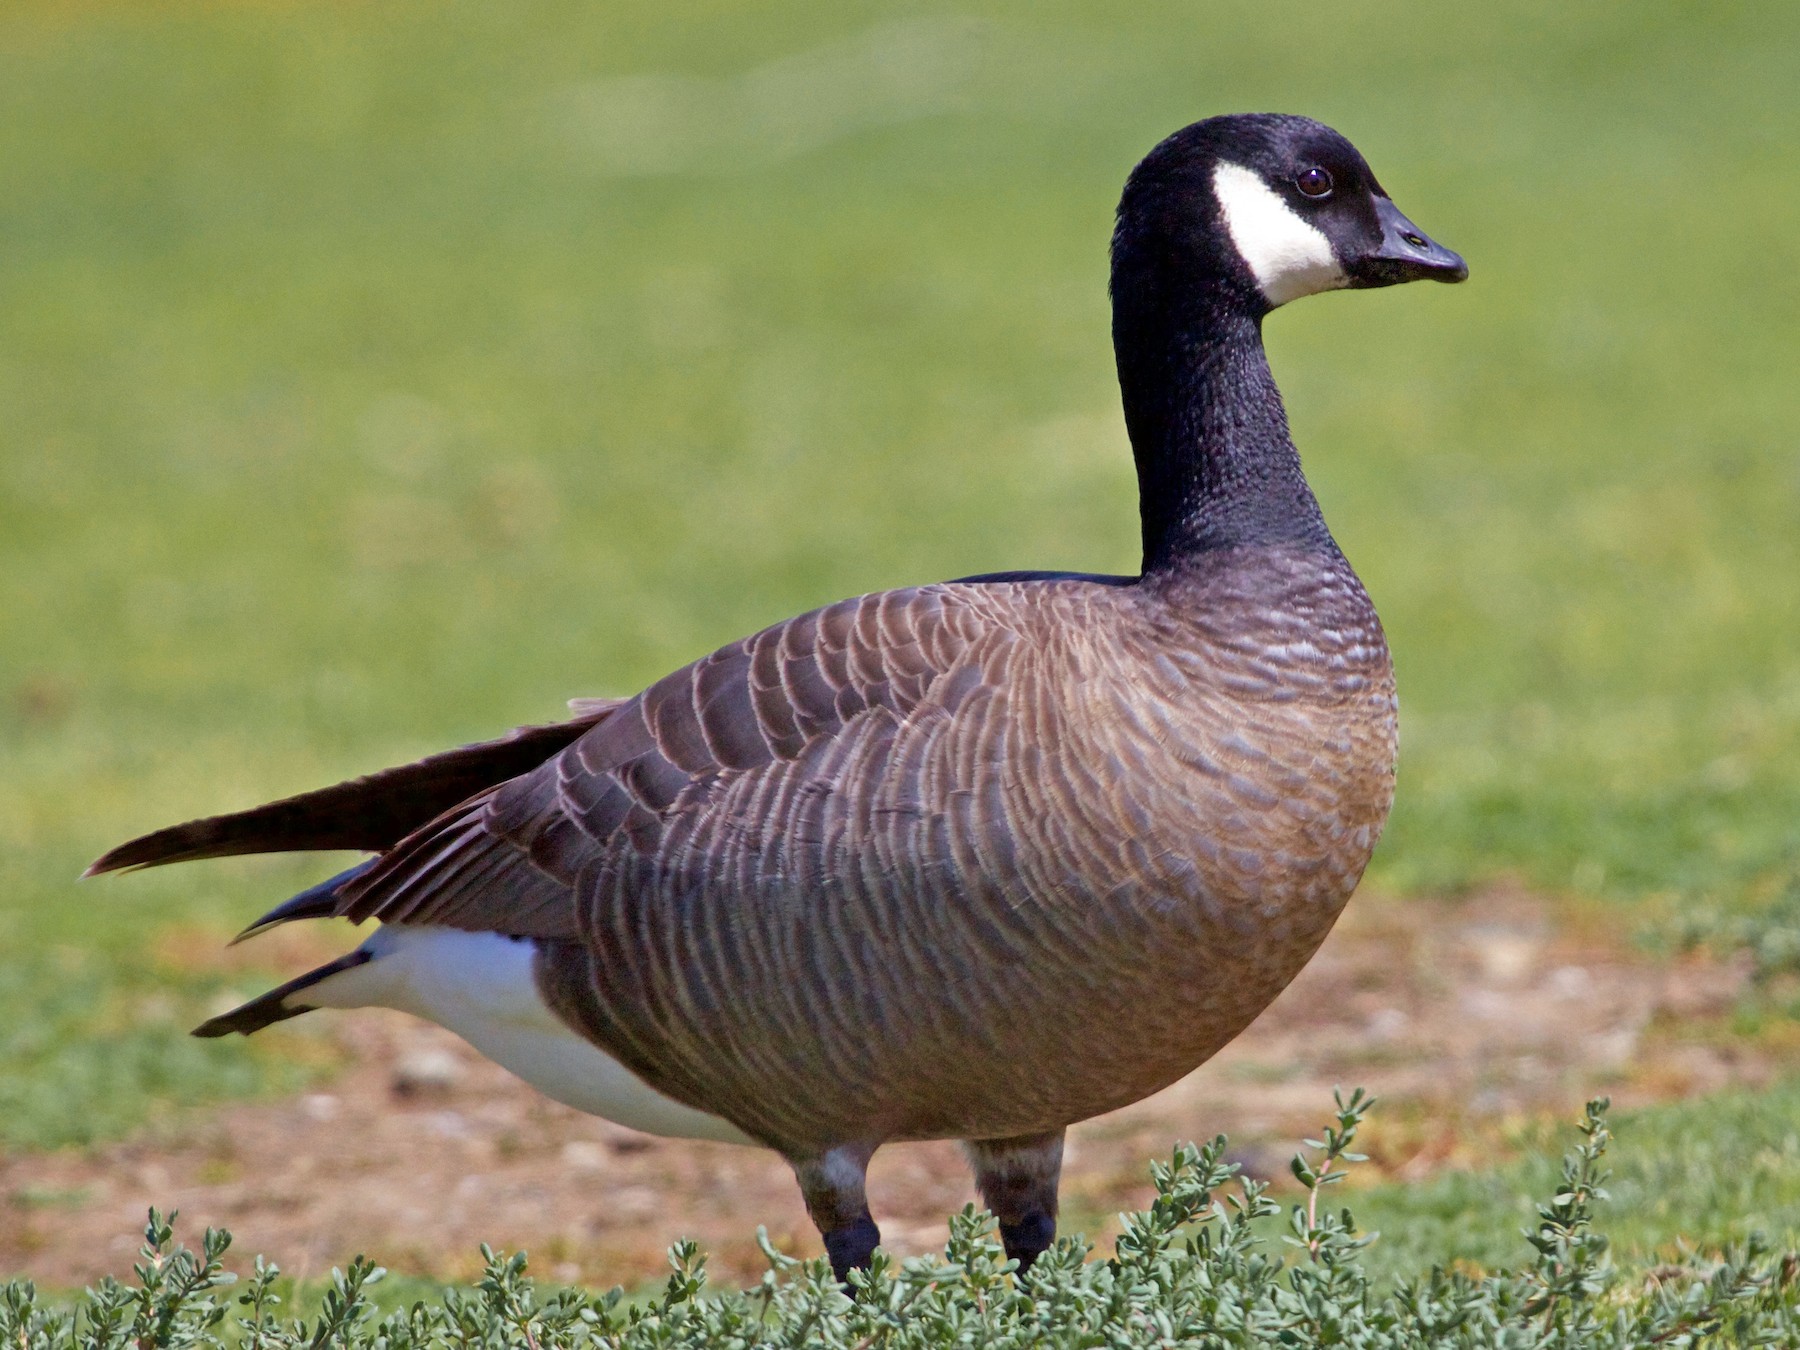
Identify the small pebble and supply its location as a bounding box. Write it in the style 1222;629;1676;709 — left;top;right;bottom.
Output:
609;1186;660;1222
1546;965;1592;999
1475;932;1539;986
562;1140;609;1173
392;1047;463;1097
424;1110;472;1140
1366;1007;1408;1041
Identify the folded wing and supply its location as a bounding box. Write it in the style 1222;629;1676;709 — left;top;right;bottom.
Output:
311;586;1005;947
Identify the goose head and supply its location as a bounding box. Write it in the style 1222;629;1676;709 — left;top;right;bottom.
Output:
1113;113;1467;313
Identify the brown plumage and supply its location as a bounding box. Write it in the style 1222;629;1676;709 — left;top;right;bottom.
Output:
517;550;1395;1154
88;113;1464;1283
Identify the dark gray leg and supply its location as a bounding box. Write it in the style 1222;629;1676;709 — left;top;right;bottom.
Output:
793;1144;880;1285
964;1129;1065;1274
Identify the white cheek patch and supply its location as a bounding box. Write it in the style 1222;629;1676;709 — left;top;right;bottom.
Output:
1212;160;1347;306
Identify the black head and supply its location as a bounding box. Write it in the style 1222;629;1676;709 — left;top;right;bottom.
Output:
1114;113;1467;313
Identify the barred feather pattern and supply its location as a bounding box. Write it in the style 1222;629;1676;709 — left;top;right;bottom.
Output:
338;541;1395;1158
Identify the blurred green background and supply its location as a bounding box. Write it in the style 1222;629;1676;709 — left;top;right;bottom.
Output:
2;0;1796;1208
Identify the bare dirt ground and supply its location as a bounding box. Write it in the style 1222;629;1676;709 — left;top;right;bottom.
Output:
0;886;1771;1289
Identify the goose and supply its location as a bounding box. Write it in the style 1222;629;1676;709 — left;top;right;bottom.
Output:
90;113;1465;1284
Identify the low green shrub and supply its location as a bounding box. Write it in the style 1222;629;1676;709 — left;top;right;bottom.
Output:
4;1093;1796;1348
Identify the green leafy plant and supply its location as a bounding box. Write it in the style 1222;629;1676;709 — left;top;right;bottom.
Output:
5;1092;1797;1348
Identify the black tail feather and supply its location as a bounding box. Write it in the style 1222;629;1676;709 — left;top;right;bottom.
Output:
192;949;373;1038
230;859;378;945
86;708;615;876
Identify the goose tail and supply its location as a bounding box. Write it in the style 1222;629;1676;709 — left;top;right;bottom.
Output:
228;860;377;944
85;705;619;877
192;948;375;1038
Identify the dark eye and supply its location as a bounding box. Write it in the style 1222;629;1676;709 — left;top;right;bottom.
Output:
1295;167;1333;199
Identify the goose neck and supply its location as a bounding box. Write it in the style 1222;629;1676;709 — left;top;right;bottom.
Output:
1114;290;1332;574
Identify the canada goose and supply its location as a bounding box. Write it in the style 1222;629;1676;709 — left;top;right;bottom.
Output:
91;113;1465;1284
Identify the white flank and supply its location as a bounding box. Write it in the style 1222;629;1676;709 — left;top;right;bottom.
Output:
307;926;755;1145
1212;161;1347;306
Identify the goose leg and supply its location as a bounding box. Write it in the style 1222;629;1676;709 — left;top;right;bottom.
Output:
964;1129;1065;1274
793;1144;881;1285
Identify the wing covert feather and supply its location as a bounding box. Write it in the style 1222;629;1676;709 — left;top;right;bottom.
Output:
335;586;1003;938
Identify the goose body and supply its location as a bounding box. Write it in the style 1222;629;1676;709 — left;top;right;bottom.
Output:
91;113;1464;1281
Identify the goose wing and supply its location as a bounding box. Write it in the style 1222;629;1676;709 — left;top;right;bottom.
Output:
326;584;1020;941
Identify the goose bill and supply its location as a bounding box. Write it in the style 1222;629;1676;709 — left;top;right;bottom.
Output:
1349;196;1468;286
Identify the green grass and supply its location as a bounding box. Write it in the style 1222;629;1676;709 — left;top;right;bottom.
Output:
1351;1081;1800;1284
2;0;1797;1268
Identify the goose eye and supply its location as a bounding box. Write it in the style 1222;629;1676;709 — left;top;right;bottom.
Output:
1295;167;1333;199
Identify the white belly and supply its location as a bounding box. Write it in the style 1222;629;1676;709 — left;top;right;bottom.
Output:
310;925;754;1146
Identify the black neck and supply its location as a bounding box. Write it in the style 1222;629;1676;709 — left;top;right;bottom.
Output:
1112;268;1333;574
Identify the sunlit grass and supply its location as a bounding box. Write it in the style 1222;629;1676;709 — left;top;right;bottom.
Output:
1348;1079;1800;1283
